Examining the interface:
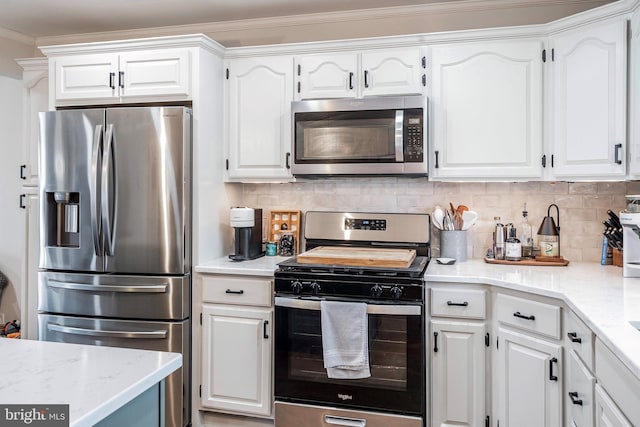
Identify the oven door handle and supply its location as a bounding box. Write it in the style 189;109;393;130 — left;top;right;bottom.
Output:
274;297;421;316
324;415;366;426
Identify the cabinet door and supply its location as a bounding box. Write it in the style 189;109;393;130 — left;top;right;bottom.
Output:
361;47;425;97
119;49;191;99
201;304;272;417
53;53;119;102
594;385;632;427
567;350;595;427
549;19;626;178
20;191;39;340
429;40;544;179
431;319;486;427
494;326;562;427
20;59;48;187
630;8;640;176
295;53;357;99
225;56;294;181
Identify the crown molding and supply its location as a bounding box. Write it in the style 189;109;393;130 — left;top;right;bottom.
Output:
34;0;614;47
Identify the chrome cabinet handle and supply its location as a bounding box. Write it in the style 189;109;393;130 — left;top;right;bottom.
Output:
274;297;421;316
47;279;167;293
48;323;167;339
324;415;366;426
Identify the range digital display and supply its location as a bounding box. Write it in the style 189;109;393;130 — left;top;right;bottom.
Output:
344;218;387;231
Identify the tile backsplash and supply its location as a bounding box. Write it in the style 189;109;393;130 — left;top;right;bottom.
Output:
242;179;639;262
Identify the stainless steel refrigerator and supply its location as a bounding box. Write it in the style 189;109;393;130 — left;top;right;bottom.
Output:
37;106;192;427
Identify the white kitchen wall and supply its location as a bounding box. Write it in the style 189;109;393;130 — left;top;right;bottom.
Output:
0;74;23;323
241;179;633;263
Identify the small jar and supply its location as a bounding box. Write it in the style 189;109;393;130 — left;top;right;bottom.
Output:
627;195;640;212
265;242;277;256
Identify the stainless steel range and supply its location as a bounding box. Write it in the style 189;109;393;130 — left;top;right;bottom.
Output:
274;211;430;427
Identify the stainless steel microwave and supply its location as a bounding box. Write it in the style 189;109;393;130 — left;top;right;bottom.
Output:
291;95;427;176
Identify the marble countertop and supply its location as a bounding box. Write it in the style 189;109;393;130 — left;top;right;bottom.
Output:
426;259;640;379
195;255;291;276
0;339;181;427
195;256;640;380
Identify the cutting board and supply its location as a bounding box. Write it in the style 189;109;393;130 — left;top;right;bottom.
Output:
297;246;417;268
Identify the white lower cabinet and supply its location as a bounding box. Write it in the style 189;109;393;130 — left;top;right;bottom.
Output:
494;326;562;427
567;350;596;427
201;304;272;417
431;319;486;427
594;384;632;427
199;275;273;418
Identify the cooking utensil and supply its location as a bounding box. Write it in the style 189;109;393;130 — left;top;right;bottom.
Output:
462;210;478;230
433;206;444;230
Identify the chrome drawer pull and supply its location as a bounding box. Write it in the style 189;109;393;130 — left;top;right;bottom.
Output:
47;323;167;339
324;415;366;426
47;279;167;293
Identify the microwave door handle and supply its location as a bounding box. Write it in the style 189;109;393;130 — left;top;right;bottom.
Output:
395;110;404;162
91;124;103;256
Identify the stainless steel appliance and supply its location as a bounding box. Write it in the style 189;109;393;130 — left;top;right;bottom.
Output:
621;211;640;277
291;96;427;177
229;207;264;261
274;211;430;427
37;106;192;427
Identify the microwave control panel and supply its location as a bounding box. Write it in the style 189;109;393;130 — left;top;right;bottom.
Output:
404;109;423;163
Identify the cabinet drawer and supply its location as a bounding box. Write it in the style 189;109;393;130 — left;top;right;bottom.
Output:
431;288;486;319
567;350;595;427
202;275;272;307
496;293;561;339
565;310;594;370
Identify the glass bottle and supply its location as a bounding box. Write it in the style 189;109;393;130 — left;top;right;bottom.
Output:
505;224;522;261
519;204;533;258
494;217;505;260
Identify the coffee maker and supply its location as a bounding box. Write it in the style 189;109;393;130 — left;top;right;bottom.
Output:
621;211;640;277
229;207;264;261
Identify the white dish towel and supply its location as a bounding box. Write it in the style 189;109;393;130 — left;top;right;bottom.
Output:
320;300;371;379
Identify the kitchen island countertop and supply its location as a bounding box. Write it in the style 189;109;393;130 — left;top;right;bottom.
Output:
427;259;640;380
0;339;181;427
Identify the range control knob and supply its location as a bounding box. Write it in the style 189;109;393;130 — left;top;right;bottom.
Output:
291;281;303;294
310;282;321;295
370;284;383;298
390;285;403;299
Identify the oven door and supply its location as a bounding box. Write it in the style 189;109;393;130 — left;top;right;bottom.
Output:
274;297;425;416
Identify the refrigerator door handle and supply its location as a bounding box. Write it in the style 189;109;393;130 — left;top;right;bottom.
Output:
47;322;168;339
91;124;104;256
46;279;168;293
102;124;117;257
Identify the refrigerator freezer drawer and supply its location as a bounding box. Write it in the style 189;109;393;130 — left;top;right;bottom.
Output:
38;314;190;427
38;271;190;320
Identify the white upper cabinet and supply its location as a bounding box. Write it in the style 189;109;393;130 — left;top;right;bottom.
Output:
547;18;627;179
51;48;191;105
224;56;294;181
429;40;544;180
628;8;640;177
295;47;426;99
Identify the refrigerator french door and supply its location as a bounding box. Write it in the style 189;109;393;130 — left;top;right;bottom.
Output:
37;106;192;427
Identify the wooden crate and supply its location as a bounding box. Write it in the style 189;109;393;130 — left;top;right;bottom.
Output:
268;210;301;255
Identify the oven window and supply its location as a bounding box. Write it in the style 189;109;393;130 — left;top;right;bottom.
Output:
289;311;408;390
294;110;397;163
275;305;424;415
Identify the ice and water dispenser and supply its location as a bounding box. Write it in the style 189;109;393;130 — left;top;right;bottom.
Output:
44;191;80;248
